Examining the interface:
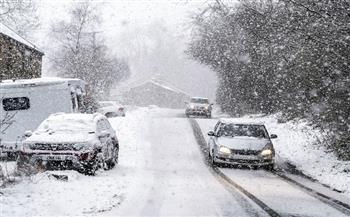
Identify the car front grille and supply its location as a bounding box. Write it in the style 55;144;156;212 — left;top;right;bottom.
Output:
30;143;75;151
231;149;260;155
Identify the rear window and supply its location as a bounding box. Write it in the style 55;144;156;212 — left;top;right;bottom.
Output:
190;98;209;104
2;97;30;111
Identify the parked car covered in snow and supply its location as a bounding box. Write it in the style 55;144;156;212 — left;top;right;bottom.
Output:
0;77;85;159
97;101;125;118
17;113;119;175
207;119;277;169
185;97;213;118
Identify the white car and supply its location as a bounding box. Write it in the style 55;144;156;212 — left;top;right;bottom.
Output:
185;97;213;118
17;113;119;175
97;101;126;117
207;119;277;169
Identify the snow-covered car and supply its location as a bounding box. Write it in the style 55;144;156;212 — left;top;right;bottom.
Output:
185;97;213;118
17;113;119;175
97;101;126;118
207;119;277;169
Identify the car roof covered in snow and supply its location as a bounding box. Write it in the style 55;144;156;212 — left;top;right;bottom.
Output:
0;22;43;53
218;118;265;126
0;77;84;89
46;113;104;123
191;96;209;100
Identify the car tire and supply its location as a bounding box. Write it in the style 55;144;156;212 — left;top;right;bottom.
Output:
83;159;98;176
264;164;274;171
107;147;119;169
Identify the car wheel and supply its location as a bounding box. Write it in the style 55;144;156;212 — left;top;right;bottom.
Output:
264;164;274;171
107;147;119;169
83;159;98;176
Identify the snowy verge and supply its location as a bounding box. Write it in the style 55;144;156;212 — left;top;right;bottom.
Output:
197;113;350;198
0;107;152;216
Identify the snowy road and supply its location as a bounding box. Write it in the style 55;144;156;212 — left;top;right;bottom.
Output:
195;117;350;217
1;108;350;216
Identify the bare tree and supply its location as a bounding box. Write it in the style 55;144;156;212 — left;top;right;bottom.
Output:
49;1;130;110
0;0;39;38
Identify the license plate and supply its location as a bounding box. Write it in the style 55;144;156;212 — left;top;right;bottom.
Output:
46;155;65;161
232;155;258;160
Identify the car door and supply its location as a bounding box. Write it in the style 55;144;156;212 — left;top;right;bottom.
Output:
209;121;221;151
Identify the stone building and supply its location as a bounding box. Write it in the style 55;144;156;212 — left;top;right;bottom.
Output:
0;23;44;80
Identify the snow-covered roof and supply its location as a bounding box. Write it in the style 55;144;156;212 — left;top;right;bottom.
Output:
219;118;265;126
0;22;43;53
130;79;190;97
0;77;85;90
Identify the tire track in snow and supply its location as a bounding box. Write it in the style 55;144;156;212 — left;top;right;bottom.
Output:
272;171;350;216
191;117;350;217
188;118;280;217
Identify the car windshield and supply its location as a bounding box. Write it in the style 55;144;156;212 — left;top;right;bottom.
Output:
218;124;268;138
190;98;209;104
37;118;94;133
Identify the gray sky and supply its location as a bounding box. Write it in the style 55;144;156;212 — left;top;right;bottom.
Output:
33;0;218;100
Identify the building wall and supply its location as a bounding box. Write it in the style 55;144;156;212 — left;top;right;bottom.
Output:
0;33;43;80
123;82;189;109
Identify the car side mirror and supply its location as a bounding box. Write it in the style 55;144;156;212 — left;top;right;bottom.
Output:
24;130;33;137
208;131;215;136
270;134;278;139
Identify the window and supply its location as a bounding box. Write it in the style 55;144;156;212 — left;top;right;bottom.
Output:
190;98;209;104
2;97;30;111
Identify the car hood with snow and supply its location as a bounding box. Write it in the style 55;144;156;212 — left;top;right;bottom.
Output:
24;130;98;145
217;136;271;151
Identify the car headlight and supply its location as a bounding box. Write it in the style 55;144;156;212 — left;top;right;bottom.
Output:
219;146;231;154
261;149;273;156
190;105;195;109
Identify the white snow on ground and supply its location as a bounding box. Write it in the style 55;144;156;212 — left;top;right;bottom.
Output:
0;161;17;186
0;107;264;216
220;168;349;217
0;108;149;216
197;112;350;198
108;107;263;216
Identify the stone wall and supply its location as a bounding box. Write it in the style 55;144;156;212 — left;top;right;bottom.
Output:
0;33;43;80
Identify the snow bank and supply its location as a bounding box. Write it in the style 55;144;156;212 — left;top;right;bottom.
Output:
258;115;350;196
